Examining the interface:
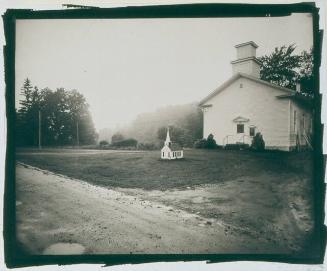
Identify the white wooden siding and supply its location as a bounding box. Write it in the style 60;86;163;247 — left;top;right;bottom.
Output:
202;77;291;150
289;100;313;148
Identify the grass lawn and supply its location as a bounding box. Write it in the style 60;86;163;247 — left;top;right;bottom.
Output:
16;148;313;190
16;148;317;254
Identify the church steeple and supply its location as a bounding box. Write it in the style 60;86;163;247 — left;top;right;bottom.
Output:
164;127;171;146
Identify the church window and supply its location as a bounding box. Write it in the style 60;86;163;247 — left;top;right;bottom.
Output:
249;127;255;136
237;124;244;133
162;152;164;157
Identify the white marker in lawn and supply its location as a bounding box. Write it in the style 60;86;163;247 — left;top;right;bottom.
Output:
161;128;183;160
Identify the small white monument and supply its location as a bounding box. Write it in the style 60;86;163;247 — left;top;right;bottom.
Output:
161;128;183;160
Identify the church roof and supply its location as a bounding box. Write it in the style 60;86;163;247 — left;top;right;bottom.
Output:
276;92;313;108
199;72;296;106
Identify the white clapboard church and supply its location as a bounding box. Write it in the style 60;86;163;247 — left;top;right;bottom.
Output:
161;128;183;159
199;41;313;151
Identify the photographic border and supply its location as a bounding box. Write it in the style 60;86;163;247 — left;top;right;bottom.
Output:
3;3;326;268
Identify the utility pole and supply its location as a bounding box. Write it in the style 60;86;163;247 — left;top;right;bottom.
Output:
76;120;79;148
38;109;42;150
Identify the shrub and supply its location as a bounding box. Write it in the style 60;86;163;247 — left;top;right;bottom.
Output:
111;132;124;144
251;132;265;151
111;138;138;148
206;134;217;149
99;140;109;146
194;134;218;149
194;139;208;149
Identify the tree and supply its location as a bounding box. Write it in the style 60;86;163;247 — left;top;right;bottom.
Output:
16;79;41;146
157;126;190;147
99;140;109;147
67;90;97;146
258;45;314;95
111;132;124;144
298;49;314;96
19;78;34;113
123;103;203;146
111;138;138;148
157;127;168;142
39;88;71;145
251;132;265;151
258;44;301;90
182;107;203;146
16;80;98;146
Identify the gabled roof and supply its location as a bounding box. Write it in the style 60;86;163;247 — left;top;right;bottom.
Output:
199;72;296;106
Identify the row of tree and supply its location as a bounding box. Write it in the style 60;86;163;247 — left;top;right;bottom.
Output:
16;78;98;147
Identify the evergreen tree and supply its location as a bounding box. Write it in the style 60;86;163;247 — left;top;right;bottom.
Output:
16;79;41;146
19;78;34;113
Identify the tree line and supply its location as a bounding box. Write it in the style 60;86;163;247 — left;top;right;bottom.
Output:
16;78;98;147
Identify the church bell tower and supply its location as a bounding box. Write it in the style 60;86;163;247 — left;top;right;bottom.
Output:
231;41;261;78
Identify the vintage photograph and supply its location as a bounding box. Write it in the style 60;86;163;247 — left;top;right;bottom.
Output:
13;11;319;257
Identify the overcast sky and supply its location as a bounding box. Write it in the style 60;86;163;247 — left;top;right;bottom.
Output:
15;13;313;131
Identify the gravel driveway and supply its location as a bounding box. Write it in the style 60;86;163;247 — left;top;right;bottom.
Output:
16;163;290;255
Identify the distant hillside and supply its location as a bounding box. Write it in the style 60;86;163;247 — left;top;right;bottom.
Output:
120;103;203;147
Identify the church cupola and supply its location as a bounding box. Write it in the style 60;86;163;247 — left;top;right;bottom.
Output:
231;41;261;78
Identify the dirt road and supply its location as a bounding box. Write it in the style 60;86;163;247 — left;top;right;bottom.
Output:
16;163;289;255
